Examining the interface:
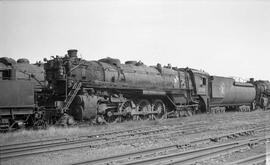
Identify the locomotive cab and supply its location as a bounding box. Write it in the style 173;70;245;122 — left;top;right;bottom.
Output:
187;69;210;113
0;67;13;80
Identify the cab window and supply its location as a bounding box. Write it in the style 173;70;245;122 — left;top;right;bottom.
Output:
202;77;206;85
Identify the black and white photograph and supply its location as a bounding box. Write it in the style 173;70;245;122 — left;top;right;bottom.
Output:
0;0;269;164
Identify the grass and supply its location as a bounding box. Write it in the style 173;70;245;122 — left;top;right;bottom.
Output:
0;119;164;145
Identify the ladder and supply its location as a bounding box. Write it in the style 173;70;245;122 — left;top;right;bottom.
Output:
60;81;82;113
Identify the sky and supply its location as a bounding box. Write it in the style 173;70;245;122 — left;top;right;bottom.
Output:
0;0;269;81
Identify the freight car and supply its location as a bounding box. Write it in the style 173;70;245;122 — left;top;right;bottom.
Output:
44;49;258;124
0;57;46;131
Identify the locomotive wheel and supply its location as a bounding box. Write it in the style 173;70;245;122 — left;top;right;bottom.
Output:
104;110;119;123
119;101;133;121
136;99;151;120
152;99;166;119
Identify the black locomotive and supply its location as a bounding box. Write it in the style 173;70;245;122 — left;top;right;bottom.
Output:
0;49;269;130
249;79;270;109
44;50;267;123
0;57;46;130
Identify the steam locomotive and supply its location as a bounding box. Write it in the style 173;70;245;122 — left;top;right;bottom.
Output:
0;49;269;130
0;57;46;130
44;49;269;123
250;79;270;109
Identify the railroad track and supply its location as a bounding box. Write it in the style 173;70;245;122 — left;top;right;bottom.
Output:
0;123;266;161
0;123;212;159
130;136;270;165
73;132;269;165
0;126;152;150
0;113;268;160
0;121;209;151
227;152;270;165
1;116;243;151
0;118;209;149
71;132;270;165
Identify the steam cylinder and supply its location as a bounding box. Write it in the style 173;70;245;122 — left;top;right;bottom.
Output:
70;95;99;121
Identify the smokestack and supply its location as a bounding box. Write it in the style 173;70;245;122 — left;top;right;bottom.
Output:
249;78;254;83
67;49;78;58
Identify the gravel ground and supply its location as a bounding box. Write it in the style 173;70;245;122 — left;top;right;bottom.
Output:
0;110;269;165
197;141;269;165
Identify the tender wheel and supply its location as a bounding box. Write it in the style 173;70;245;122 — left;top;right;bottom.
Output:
136;99;151;120
32;111;48;129
152;99;166;119
33;119;47;129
